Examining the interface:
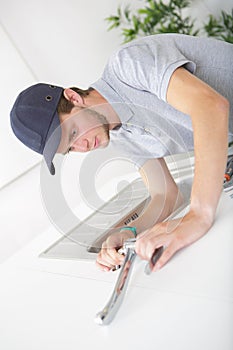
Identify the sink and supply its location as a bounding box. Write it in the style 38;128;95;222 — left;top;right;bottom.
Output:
39;153;194;261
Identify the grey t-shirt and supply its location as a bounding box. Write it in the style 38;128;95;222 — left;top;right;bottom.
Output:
92;34;233;168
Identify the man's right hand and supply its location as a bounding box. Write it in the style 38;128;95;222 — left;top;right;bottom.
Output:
95;230;135;271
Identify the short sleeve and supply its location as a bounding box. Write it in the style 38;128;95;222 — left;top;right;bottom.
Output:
110;36;196;102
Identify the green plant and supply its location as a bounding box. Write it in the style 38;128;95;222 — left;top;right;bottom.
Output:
106;0;233;43
204;9;233;43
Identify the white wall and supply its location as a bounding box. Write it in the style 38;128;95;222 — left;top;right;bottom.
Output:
0;0;232;263
0;0;142;262
0;0;142;189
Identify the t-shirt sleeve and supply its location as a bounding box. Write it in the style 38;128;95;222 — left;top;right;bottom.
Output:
110;38;196;102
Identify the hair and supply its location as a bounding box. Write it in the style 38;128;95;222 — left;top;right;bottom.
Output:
57;86;94;114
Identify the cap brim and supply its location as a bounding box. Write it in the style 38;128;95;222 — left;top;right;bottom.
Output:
43;111;61;175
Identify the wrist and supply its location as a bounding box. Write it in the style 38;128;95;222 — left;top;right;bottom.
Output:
188;204;215;229
120;226;137;238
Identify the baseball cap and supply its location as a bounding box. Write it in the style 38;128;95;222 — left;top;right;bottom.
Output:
10;83;64;175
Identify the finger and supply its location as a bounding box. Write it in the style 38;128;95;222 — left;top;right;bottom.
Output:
136;224;168;258
152;242;178;271
100;246;123;266
96;251;115;270
136;233;169;261
96;255;115;271
107;247;125;264
97;245;124;271
152;229;196;271
102;238;125;264
96;250;113;271
95;260;112;272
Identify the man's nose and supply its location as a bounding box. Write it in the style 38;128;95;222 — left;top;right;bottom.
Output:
72;138;89;152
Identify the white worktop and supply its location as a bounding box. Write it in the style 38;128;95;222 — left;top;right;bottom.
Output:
0;190;233;350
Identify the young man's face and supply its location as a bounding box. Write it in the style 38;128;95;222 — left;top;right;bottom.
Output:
57;107;110;155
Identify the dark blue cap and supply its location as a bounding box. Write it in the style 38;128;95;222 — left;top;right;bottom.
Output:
10;83;63;175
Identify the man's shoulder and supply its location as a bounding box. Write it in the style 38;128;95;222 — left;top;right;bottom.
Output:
115;33;190;52
107;34;163;68
114;33;223;56
109;33;197;64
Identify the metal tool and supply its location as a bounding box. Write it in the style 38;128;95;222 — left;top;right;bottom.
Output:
94;203;191;325
95;237;166;325
95;238;137;325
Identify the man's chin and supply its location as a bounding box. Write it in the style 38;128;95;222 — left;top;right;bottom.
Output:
98;139;110;149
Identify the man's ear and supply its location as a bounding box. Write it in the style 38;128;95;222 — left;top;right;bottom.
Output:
63;88;85;106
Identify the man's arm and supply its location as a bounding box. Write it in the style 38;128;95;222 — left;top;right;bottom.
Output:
167;67;229;223
95;158;184;271
135;158;184;232
135;67;229;270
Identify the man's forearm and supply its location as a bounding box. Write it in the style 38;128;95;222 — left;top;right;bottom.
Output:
189;99;229;225
167;67;230;226
127;190;184;233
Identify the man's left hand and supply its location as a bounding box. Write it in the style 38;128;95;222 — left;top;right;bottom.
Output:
135;210;212;271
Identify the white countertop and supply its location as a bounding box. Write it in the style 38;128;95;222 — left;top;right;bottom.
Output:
0;190;233;350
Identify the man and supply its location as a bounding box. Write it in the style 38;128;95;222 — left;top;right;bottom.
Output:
10;34;233;272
